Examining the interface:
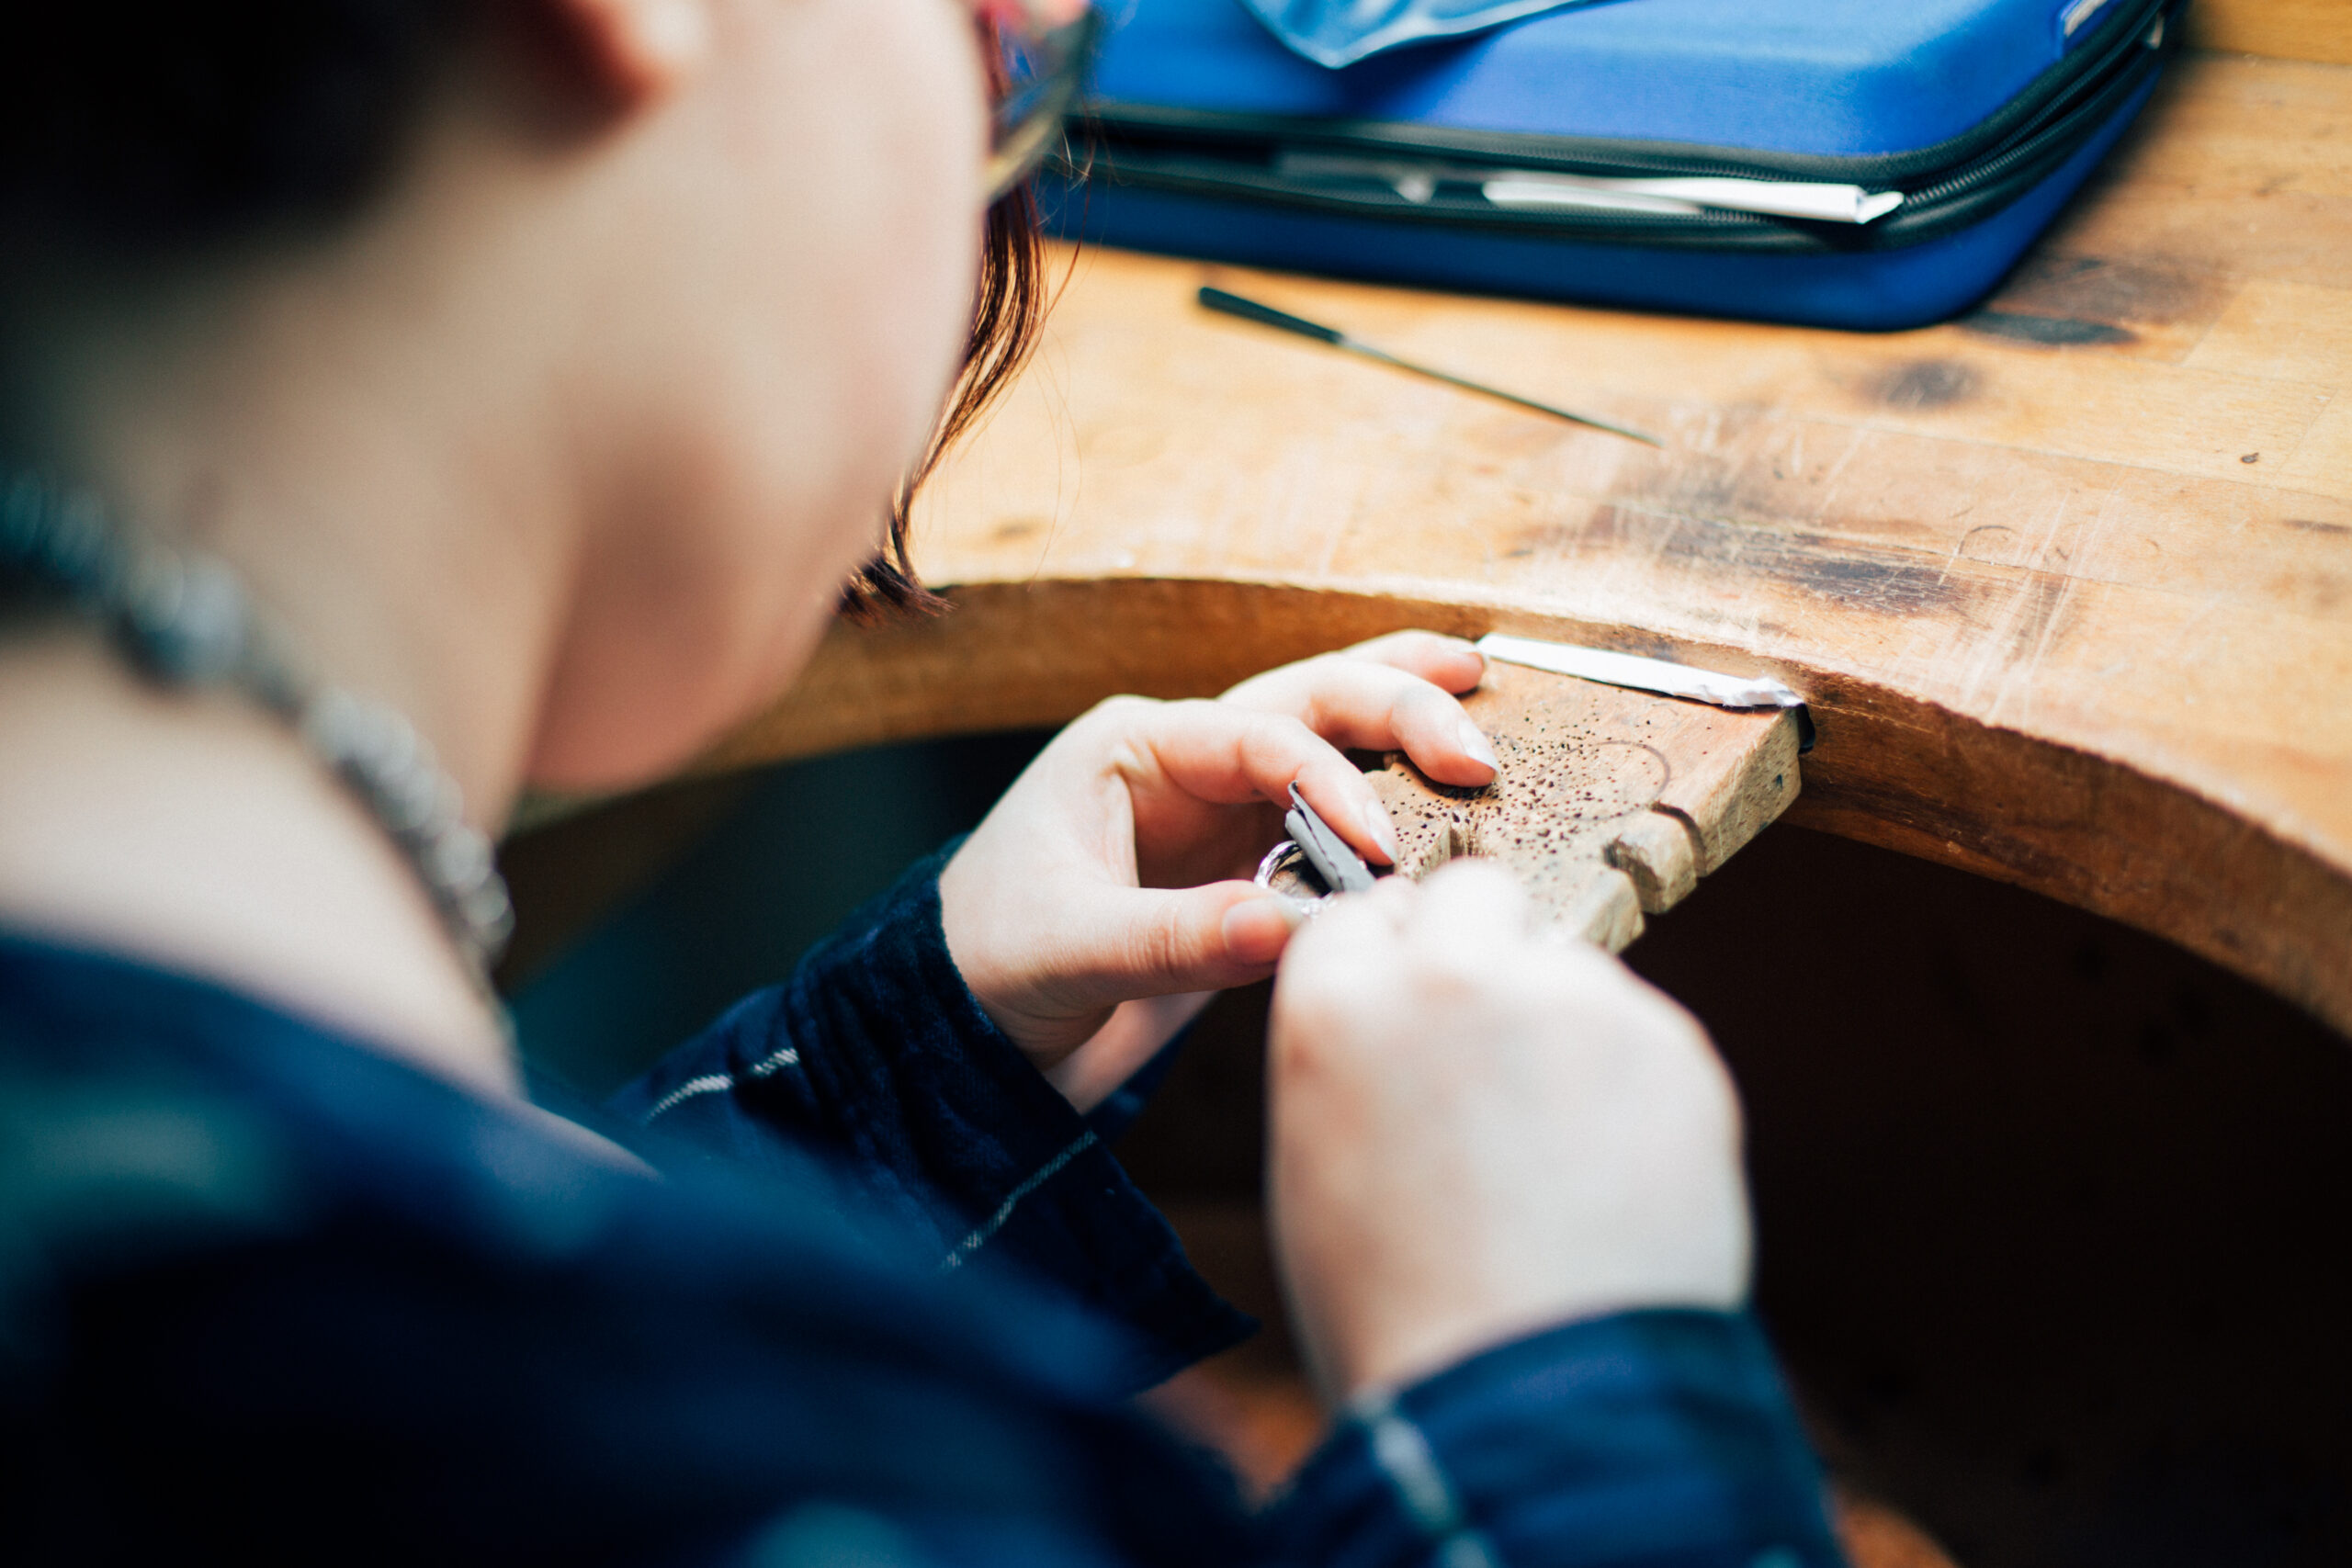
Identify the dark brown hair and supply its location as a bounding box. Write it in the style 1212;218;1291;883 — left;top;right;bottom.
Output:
0;1;468;250
841;186;1047;619
0;0;1047;618
842;20;1055;621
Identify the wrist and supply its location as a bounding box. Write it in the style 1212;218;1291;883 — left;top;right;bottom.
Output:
1323;1270;1750;1404
934;842;1010;1028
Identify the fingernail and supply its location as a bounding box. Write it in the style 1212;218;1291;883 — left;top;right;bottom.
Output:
1223;896;1302;937
1457;716;1499;773
1224;894;1306;963
1364;803;1401;864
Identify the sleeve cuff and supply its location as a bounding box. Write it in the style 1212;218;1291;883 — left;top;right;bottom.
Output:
1272;1309;1843;1568
619;842;1252;1392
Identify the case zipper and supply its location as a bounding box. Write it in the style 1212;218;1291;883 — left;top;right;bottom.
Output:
1059;0;2177;253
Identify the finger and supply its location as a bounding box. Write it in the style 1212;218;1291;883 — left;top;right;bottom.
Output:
1226;890;1313;964
1219;631;1484;706
1414;863;1657;1017
1045;990;1219;1114
1339;629;1487;694
1063;879;1307;1007
1408;857;1536;965
1127;702;1402;865
1286;869;1420;964
1225;657;1496;788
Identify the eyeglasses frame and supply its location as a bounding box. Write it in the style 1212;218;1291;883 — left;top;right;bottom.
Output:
982;6;1106;205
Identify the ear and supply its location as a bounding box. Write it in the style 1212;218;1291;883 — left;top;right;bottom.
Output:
545;0;712;106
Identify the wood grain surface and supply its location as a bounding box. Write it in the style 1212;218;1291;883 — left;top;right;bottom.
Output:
1353;660;1803;949
707;51;2352;1037
2192;0;2352;66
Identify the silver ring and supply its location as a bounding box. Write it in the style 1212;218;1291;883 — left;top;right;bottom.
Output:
1253;839;1332;914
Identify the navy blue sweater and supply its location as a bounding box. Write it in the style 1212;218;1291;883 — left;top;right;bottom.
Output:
0;849;1840;1567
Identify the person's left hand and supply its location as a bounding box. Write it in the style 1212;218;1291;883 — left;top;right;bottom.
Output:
938;631;1497;1111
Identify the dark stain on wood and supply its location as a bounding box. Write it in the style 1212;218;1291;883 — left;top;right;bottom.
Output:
1962;310;2138;347
2284;517;2352;538
2287;571;2346;615
1565;504;1992;621
1870;360;1981;411
1794;551;1983;617
1980;253;2231;333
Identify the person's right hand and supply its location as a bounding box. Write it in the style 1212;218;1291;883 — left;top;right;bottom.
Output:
1267;859;1752;1404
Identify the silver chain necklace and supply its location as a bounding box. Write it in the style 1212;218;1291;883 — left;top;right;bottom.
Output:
0;474;515;983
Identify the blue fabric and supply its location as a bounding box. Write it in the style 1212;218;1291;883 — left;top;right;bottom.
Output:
0;847;1845;1567
1102;0;2126;157
1237;0;1604;72
1046;64;2156;330
1277;1314;1844;1566
610;845;1256;1389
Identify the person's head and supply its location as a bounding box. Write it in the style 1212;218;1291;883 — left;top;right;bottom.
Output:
0;0;1076;793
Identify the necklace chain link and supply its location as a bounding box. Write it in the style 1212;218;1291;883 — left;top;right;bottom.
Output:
0;474;515;982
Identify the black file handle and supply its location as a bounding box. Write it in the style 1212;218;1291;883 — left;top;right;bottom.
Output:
1197;286;1345;344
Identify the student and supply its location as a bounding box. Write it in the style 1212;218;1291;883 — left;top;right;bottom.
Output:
0;2;1840;1562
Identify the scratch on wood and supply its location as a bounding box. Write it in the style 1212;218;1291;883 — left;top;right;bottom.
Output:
2005;575;2077;669
1957;524;2019;564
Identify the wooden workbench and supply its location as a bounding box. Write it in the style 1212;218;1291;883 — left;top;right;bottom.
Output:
708;41;2352;1038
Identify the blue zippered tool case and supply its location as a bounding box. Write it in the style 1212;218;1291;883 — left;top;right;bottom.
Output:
1046;0;2184;330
